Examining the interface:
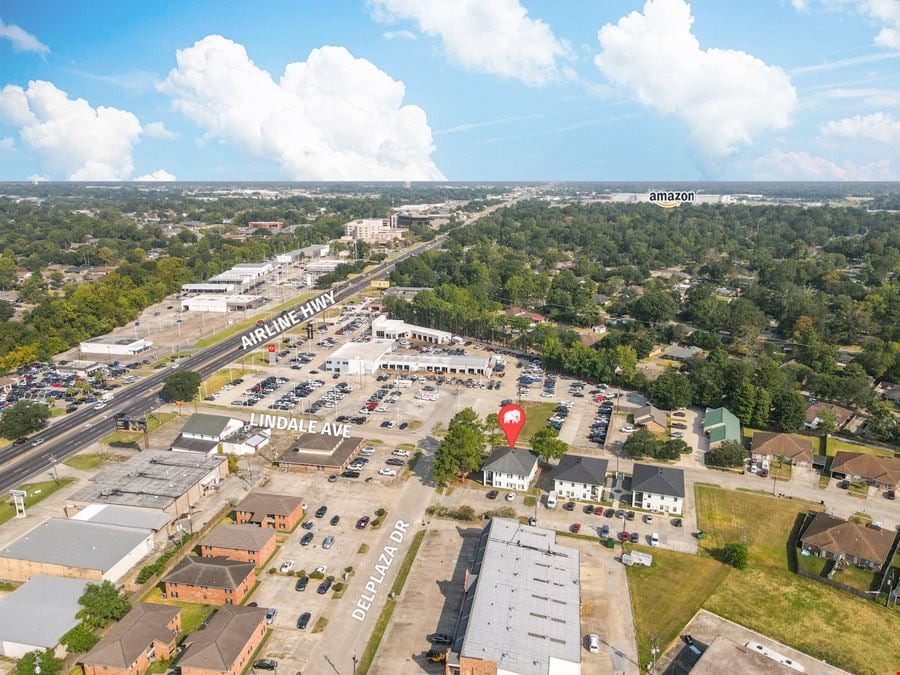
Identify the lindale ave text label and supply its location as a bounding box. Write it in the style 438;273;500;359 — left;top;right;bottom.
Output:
248;413;352;438
241;290;336;350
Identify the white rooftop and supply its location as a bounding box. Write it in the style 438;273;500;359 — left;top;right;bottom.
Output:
326;339;395;363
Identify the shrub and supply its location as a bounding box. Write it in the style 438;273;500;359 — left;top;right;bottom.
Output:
268;567;276;575
721;542;749;569
60;622;99;652
344;566;353;574
310;571;324;580
332;582;345;592
371;518;383;528
375;507;386;517
297;569;307;577
136;535;190;584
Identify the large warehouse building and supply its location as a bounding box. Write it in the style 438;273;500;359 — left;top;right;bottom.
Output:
180;294;266;313
324;340;493;377
325;339;395;375
446;518;582;675
372;315;451;344
79;336;153;357
0;518;154;582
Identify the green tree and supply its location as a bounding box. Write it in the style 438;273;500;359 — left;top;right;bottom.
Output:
621;428;658;459
657;438;691;460
816;408;838;437
611;344;638;381
530;427;568;463
705;440;746;467
76;580;131;629
771;391;806;433
751;387;771;429
721;542;749;569
730;378;757;426
0;257;16;290
649;371;693;410
16;650;63;675
60;622;100;652
631;289;678;324
432;407;486;485
0;299;14;322
484;413;502;447
0;400;50;439
160;370;202;402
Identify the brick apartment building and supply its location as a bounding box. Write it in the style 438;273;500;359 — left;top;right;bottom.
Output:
162;557;255;605
179;606;267;675
81;603;181;675
232;493;304;531
199;525;276;568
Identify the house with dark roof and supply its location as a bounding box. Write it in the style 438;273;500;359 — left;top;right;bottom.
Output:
81;603;181;675
162;557;255;606
178;606;267;675
633;405;668;434
170;414;246;456
481;447;538;491
800;512;894;571
663;345;702;362
550;455;609;502
233;492;304;531
702;407;741;449
199;525;276;568
830;451;900;490
751;432;815;467
631;463;685;515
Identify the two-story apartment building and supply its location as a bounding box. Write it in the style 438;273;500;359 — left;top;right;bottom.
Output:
199;525;276;568
481;447;538;491
631;464;685;515
550;455;609;502
232;493;304;531
162;557;255;606
81;603;181;675
178;606;267;675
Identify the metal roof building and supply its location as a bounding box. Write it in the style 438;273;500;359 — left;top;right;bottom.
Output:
0;574;91;658
71;504;173;532
448;518;581;675
0;518;154;582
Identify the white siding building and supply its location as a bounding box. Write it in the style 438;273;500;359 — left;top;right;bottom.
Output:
551;455;609;502
80;336;153;356
482;447;538;491
631;464;685;515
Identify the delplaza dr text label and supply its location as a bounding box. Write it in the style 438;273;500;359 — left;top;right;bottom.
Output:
352;520;411;622
241;290;336;350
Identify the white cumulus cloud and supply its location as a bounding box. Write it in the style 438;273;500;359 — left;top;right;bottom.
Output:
382;30;417;41
748;148;895;179
0;18;49;54
368;0;572;86
594;0;797;167
0;80;142;180
144;121;180;140
821;112;900;142
157;35;443;180
135;169;176;181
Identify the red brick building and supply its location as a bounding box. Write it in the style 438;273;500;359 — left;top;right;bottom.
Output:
179;606;267;675
247;221;284;230
162;557;255;605
199;524;276;568
233;492;304;531
81;603;181;675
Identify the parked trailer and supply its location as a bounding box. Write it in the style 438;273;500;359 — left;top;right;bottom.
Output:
622;552;653;567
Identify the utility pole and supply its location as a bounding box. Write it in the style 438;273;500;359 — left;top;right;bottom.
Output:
650;633;660;674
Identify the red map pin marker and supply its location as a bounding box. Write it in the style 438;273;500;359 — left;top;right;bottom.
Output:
498;403;526;448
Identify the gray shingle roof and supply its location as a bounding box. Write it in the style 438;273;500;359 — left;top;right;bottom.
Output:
82;603;181;668
550;455;609;486
482;447;537;477
180;413;233;438
179;606;267;671
164;556;254;591
234;492;304;520
0;575;90;652
201;524;275;552
0;518;151;574
631;463;685;498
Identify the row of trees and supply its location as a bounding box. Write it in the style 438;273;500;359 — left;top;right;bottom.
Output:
621;428;691;460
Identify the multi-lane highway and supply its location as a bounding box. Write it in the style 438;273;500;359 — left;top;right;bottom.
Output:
0;236;446;492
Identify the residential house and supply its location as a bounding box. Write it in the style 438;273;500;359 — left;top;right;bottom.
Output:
878;382;900;403
481;447;538;491
830;451;900;491
804;402;853;431
199;525;276;568
170;414;246;455
800;512;894;571
162;557;255;606
81;603;181;675
633;405;668;435
631;463;685;515
663;345;702;362
178;606;267;675
550;455;609;502
750;432;815;467
232;493;304;531
702;407;741;449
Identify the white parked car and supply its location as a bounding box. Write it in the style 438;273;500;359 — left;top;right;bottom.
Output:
620;425;636;433
650;533;660;547
314;565;327;575
360;446;375;456
378;468;397;477
505;492;515;502
588;634;600;653
280;560;295;573
392;449;410;457
93;403;107;410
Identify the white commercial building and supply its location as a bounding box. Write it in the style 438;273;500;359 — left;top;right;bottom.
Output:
180;294;265;313
181;282;235;294
325;339;395;375
207;272;250;289
307;259;342;274
80;336;153;357
231;262;273;277
343;218;405;243
371;314;451;344
323;340;493;377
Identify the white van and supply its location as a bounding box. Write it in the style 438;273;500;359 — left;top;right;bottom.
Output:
545;492;557;509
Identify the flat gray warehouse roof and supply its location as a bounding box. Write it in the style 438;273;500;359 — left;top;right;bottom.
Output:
0;518;151;573
0;575;90;653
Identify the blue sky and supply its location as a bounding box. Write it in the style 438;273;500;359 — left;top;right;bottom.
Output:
0;0;899;181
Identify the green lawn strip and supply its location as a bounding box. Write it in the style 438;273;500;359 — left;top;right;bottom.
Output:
312;616;328;633
848;481;869;498
831;565;878;592
358;530;425;674
825;436;893;458
0;581;20;592
627;547;729;668
63;453;119;471
519;402;556;442
0;479;74;526
196;367;256;401
357;543;370;554
695;485;899;675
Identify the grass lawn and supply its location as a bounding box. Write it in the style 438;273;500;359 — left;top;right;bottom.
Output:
195;292;319;348
141;587;214;634
520;402;556;443
63;452;121;471
312;616;328;633
0;479;74;526
627;547;729;667
848;481;869;498
196;368;256;401
0;581;19;592
832;565;878;592
796;553;828;576
524;495;537;507
825;436;893;458
357;543;370;554
771;461;792;481
102;411;177;445
696;486;900;675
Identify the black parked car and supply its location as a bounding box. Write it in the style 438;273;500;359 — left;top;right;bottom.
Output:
300;532;314;546
330;515;340;526
429;633;453;645
315;505;328;518
563;501;575;511
295;576;308;591
297;612;311;629
317;579;332;594
253;660;278;670
385;458;404;466
341;470;360;478
486;490;498;500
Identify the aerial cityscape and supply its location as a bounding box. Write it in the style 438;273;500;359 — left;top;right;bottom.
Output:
0;2;899;675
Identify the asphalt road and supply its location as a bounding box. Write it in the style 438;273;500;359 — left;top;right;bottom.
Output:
0;237;445;492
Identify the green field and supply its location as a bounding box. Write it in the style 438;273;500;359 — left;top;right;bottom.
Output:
520;402;556;443
695;486;900;675
196;367;256;401
63;452;122;471
825;436;893;458
0;479;74;526
142;586;214;634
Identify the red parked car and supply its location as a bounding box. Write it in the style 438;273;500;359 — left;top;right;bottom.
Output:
593;505;604;515
618;531;631;542
570;523;581;534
